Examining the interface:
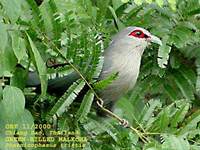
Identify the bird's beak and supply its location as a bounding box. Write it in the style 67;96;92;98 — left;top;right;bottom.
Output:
149;35;162;46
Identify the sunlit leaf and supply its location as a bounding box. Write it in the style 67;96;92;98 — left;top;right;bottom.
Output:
157;36;171;68
27;34;47;97
1;86;25;121
1;0;23;23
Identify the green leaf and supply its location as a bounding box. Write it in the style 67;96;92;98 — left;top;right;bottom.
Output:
178;67;196;90
168;0;177;10
148;103;173;132
1;86;25;121
26;0;44;30
117;97;141;125
181;22;198;32
163;83;178;101
0;86;2;100
94;72;118;90
172;71;194;100
10;31;27;63
108;6;125;30
112;0;124;10
47;79;85;120
190;145;200;150
162;134;190;150
96;0;110;23
179;110;200;135
0;23;8;52
27;33;47;97
1;0;23;23
76;90;94;122
10;67;27;89
134;0;143;5
0;134;22;150
141;99;161;125
159;109;170;131
40;2;53;34
173;26;193;47
157;35;171;68
1;45;17;77
170;101;190;127
48;0;62;41
84;119;118;142
16;109;35;148
195;59;200;95
169;54;181;69
92;56;104;79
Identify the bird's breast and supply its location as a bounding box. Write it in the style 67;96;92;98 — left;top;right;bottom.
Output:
99;50;142;103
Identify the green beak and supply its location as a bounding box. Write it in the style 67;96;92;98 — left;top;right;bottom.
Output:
150;35;162;46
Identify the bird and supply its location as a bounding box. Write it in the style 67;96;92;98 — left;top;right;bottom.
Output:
26;26;162;114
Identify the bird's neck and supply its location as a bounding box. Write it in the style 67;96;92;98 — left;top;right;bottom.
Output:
103;43;144;73
101;43;144;85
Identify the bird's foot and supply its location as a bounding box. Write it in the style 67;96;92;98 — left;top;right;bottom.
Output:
96;99;104;108
119;119;129;128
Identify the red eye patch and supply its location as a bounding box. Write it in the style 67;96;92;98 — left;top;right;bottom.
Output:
129;30;149;38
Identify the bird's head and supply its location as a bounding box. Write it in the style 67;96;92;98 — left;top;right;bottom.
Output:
100;27;162;104
111;26;162;56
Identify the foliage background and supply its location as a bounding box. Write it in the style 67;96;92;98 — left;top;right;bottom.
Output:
0;0;200;149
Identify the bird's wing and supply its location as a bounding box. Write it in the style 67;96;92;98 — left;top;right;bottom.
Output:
47;71;80;95
26;71;80;95
26;71;41;87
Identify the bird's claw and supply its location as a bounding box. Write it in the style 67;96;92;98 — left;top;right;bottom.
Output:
96;99;104;108
119;119;129;128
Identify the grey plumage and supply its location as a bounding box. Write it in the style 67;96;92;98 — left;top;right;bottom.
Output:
26;26;162;111
98;27;161;107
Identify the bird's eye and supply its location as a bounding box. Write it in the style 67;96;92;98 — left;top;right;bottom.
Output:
129;29;149;38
